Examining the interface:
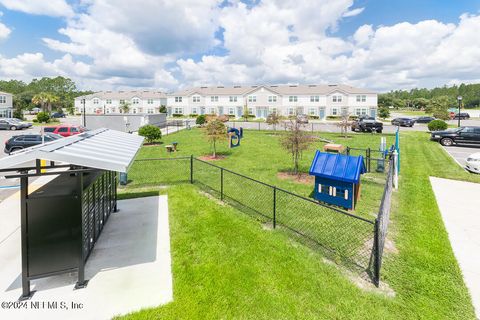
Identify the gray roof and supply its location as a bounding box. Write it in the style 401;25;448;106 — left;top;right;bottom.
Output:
169;84;376;96
76;91;167;100
0;128;144;173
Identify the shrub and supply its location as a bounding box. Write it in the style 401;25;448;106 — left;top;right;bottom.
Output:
308;115;319;119
327;116;341;120
172;113;183;118
196;114;207;125
36;111;50;123
138;124;162;143
32;119;38;123
428;119;448;131
159;105;167;113
378;106;390;119
432;109;450;121
189;114;198;118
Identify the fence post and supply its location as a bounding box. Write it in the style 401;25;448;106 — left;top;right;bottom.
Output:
258;122;260;131
346;146;350;155
393;150;399;190
311;123;313;132
273;187;277;228
367;148;371;172
220;168;224;201
373;218;380;287
190;155;194;184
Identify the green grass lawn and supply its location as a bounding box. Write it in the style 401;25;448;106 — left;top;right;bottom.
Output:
119;128;479;319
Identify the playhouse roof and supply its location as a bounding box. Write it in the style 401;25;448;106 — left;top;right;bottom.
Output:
309;151;366;184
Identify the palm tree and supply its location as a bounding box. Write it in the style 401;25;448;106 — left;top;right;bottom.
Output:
32;93;59;113
120;102;131;114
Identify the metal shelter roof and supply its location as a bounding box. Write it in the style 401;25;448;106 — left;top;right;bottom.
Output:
309;151;366;184
0;128;144;173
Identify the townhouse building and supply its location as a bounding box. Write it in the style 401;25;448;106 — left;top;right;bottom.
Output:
0;91;13;118
166;84;377;119
74;91;167;114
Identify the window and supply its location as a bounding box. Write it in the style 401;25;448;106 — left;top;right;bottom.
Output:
248;107;253;115
175;96;183;103
289;96;298;102
270;107;277;114
332;108;338;116
58;127;68;133
147;108;154;114
132;98;140;104
356;95;367;102
308;108;316;115
174;107;183;114
93;98;99;105
288;108;295;116
191;107;198;114
248;96;256;102
119;99;125;105
355;108;368;116
229;107;235;115
229;96;237;102
268;96;277;103
310;96;319;102
332;95;342;102
106;99;112;104
192;96;200;103
209;107;216;114
71;127;79;133
0;96;6;104
147;99;154;104
132;108;137;114
211;96;219;102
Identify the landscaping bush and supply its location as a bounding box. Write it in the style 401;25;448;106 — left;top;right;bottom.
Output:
378;106;390;119
36;111;50;123
428;119;448;131
172;113;184;118
32;119;38;123
327;116;340;120
196;114;207;125
242;114;255;119
159;105;167;113
189;114;198;118
138;124;162;143
308;115;319;119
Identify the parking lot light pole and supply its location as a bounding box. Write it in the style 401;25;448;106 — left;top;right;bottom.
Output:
457;95;462;127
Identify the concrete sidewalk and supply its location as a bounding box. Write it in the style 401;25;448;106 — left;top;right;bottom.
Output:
430;177;480;318
0;195;173;320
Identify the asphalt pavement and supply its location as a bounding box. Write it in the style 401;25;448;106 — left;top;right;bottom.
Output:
442;145;480;167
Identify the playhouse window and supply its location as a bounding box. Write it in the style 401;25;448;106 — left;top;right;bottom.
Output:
318;184;322;193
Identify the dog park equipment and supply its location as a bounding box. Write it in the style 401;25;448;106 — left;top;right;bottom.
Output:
309;151;366;210
323;143;345;153
377;137;387;173
0;128;143;300
228;127;243;148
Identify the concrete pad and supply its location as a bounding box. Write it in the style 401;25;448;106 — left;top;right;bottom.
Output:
0;196;173;320
430;177;480;318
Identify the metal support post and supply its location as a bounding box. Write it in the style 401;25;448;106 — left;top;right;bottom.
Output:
273;187;277;228
19;175;33;300
220;168;224;201
393;150;399;190
373;218;380;287
190;155;194;184
75;172;88;289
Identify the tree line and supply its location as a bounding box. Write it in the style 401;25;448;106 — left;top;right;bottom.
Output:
0;76;92;117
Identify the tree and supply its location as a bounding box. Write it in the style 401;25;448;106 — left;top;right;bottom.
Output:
204;119;227;158
242;105;249;121
428;120;448;131
378;106;390;120
138;125;162;143
336;112;352;138
280;120;315;174
196;114;207;126
120;102;131;114
428;96;453;120
32;93;59;112
159;105;167;113
266;112;281;130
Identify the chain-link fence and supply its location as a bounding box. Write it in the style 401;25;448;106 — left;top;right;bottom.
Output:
127;156;382;279
373;153;395;285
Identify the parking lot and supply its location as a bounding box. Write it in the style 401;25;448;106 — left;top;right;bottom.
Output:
443;145;480;168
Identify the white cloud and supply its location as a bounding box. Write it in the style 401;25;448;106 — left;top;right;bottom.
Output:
342;7;364;18
0;0;74;17
0;22;10;39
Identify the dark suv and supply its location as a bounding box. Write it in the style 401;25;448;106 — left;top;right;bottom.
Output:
430;126;480;146
453;113;470;120
4;133;62;154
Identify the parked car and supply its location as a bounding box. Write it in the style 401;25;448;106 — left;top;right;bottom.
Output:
415;116;436;123
43;125;87;137
51;112;66;118
430;126;480;146
466;152;480;174
0;118;30;130
453;112;470;120
351;116;383;133
4;133;63;154
296;114;309;124
7;118;33;128
391;117;415;127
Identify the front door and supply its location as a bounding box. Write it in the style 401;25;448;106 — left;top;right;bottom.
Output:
200;107;205;115
370;108;377;118
319;107;326;120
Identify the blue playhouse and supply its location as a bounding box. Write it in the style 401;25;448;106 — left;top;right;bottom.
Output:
309;151;366;210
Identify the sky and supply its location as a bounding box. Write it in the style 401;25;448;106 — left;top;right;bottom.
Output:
0;0;480;92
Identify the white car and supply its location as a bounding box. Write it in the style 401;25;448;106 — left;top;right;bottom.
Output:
466;152;480;174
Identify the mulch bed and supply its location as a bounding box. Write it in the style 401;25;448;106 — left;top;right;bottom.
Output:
198;155;227;161
277;172;314;185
